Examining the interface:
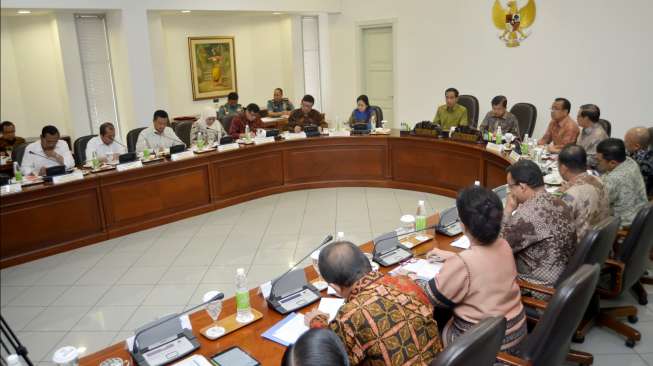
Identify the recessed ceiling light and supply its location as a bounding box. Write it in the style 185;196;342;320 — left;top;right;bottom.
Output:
17;10;32;14
181;10;191;13
273;12;283;15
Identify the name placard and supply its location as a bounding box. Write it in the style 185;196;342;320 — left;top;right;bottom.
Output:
329;131;351;137
170;150;194;161
485;143;503;154
285;132;307;140
116;160;143;172
52;171;84;185
254;137;275;145
218;143;240;152
0;183;22;196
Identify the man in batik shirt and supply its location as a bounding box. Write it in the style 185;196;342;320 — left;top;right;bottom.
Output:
305;241;442;366
502;160;577;288
625;127;653;197
558;145;610;241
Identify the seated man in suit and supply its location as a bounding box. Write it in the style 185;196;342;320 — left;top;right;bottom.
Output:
575;104;608;169
288;95;327;133
0;121;26;155
229;103;264;139
502;160;577;290
304;241;442;365
596;138;648;227
85;122;126;163
267;88;294;117
479;95;520;136
135;110;183;153
20;125;75;176
433;87;468;130
538;98;580;154
624;127;653;196
218;92;243;121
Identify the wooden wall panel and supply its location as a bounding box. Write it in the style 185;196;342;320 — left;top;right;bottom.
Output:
285;145;386;183
213;151;284;199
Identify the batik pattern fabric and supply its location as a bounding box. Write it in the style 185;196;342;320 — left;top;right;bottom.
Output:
560;172;610;242
630;148;653;197
602;157;649;227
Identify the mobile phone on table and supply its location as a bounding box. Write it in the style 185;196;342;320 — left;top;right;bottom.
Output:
211;347;260;366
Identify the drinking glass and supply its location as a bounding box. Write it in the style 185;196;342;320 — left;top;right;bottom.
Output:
204;291;225;337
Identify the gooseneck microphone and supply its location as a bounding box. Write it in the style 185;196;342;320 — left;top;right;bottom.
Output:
371;224;439;267
270;234;333;295
29;150;64;165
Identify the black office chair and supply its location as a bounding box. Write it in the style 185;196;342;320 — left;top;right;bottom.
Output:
575;203;653;348
73;134;97;166
11;143;28;166
173;121;193;147
510;103;537;140
457;95;479;128
221;115;236;133
431;317;506;366
497;264;601;366
597;119;612;137
126;127;146;153
370;105;384;126
648;127;653;149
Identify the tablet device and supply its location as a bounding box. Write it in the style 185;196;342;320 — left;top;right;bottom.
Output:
211;347;260;366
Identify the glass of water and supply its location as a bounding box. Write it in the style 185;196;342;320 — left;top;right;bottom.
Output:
203;291;225;337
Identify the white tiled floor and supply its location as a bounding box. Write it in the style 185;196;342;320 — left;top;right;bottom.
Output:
0;187;651;366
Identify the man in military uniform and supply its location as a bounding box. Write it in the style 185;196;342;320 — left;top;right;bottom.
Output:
266;88;294;117
218;92;242;121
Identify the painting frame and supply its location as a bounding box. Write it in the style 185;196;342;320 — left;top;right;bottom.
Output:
188;36;237;101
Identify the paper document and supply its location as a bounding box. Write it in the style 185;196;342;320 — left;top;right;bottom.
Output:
172;355;213;366
327;286;342;297
390;259;442;281
260;281;272;299
261;313;309;346
451;235;470;249
318;298;345;322
261;117;284;123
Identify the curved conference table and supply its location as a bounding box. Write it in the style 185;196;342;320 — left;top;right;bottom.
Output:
1;131;511;268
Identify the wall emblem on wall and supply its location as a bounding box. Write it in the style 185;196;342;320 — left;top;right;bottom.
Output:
492;0;536;47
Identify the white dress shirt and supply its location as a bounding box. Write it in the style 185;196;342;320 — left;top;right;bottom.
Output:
85;136;126;162
135;126;183;152
20;140;75;175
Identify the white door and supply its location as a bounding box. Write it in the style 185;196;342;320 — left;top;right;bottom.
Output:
361;26;394;125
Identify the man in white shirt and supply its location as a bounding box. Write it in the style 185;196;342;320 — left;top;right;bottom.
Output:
135;110;183;152
85;122;126;163
20;125;75;176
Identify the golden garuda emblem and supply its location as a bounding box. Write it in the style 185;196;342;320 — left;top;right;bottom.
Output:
492;0;536;47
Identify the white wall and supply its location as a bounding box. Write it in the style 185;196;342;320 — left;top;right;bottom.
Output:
328;0;653;138
1;14;72;138
159;12;298;116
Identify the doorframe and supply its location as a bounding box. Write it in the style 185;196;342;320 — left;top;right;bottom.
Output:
355;18;398;126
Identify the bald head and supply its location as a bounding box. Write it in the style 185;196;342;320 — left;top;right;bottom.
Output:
624;127;651;154
318;241;371;287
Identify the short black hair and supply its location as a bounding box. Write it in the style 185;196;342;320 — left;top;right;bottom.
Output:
282;329;349;366
578;104;600;123
356;95;370;107
491;95;507;108
445;88;459;97
302;94;315;105
245;103;260;114
153;110;169;121
41;125;60;137
456;186;503;245
555;98;571;113
275;88;283;94
318;241;371;287
99;122;115;136
597;138;626;163
1;121;14;132
228;92;239;100
506;159;544;188
559;144;588;172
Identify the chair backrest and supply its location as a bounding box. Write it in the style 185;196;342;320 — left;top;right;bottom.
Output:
431;317;506;366
12;143;28;166
370;105;384;124
173;121;193;147
617;203;653;291
457;95;479;128
519;264;600;366
597;119;612;137
221;115;236;133
126;127;146;153
555;216;620;287
73;134;97;166
649;127;653;149
510;103;537;140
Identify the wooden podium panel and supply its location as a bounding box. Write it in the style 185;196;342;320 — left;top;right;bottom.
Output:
212;150;284;199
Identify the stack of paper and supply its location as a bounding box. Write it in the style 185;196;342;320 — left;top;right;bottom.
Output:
389;259;442;281
262;313;309;346
318;298;345;322
451;235;471;249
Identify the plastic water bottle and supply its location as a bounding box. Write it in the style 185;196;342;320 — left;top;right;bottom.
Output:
91;151;100;170
495;126;503;145
415;200;427;231
197;131;205;150
370;113;377;130
521;133;530;155
235;268;254;323
6;354;25;366
13;162;22;182
143;147;150;160
245;124;251;142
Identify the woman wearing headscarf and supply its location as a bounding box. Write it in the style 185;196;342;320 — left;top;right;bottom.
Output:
191;105;226;144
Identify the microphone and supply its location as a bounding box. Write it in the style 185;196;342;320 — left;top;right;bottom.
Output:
29;150;64;166
270;234;333;297
158;131;186;147
109;138;127;148
371;224;438;266
132;291;224;353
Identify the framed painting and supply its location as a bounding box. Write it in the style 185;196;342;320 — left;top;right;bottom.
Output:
188;36;237;100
